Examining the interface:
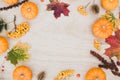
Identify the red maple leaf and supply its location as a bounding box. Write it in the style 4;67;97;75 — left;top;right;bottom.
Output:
105;36;120;47
47;2;70;18
105;29;120;60
115;29;120;40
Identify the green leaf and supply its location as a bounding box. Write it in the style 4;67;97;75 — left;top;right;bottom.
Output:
0;24;3;32
7;49;29;65
4;23;7;30
0;19;8;32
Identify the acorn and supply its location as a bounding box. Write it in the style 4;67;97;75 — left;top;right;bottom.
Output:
91;4;100;14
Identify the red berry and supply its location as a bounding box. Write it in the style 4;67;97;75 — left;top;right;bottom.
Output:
2;66;4;68
1;69;4;72
4;56;6;59
76;73;80;78
117;61;120;66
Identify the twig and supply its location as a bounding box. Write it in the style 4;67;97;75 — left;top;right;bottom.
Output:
0;0;28;11
85;1;91;9
13;15;16;29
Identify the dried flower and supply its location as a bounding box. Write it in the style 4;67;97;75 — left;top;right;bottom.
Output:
54;69;74;80
94;39;101;50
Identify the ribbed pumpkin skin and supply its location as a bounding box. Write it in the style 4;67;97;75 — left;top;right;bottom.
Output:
4;0;18;5
13;66;32;80
92;18;113;39
21;2;38;20
85;67;106;80
101;0;119;10
0;36;8;54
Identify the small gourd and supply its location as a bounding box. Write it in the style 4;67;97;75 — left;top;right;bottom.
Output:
4;0;18;5
13;65;32;80
21;2;38;19
101;0;119;10
0;36;8;54
85;67;106;80
92;18;113;39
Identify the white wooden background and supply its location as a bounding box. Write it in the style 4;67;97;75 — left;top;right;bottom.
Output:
0;0;120;80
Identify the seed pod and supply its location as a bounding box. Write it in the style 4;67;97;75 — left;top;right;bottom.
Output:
38;71;46;80
91;4;100;14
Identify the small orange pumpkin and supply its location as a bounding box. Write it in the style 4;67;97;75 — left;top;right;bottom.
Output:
4;0;18;5
85;67;106;80
13;65;32;80
92;18;113;39
101;0;119;10
0;36;8;54
21;2;38;19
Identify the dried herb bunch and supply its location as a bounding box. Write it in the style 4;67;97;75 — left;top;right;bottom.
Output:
0;0;28;11
90;50;120;77
38;71;46;80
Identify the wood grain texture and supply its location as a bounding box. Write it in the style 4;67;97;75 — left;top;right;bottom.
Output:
0;0;119;80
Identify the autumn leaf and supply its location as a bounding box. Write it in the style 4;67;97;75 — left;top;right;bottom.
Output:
115;29;120;40
105;36;120;47
105;47;120;60
105;29;120;60
47;2;70;18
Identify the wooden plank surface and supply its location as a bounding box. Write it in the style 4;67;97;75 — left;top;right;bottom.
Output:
0;0;120;80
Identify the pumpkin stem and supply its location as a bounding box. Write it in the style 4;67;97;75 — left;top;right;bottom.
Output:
20;74;24;78
27;8;31;12
96;78;98;80
102;26;106;30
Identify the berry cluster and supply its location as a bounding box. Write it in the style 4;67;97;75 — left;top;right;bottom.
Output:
54;69;74;80
6;22;30;39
